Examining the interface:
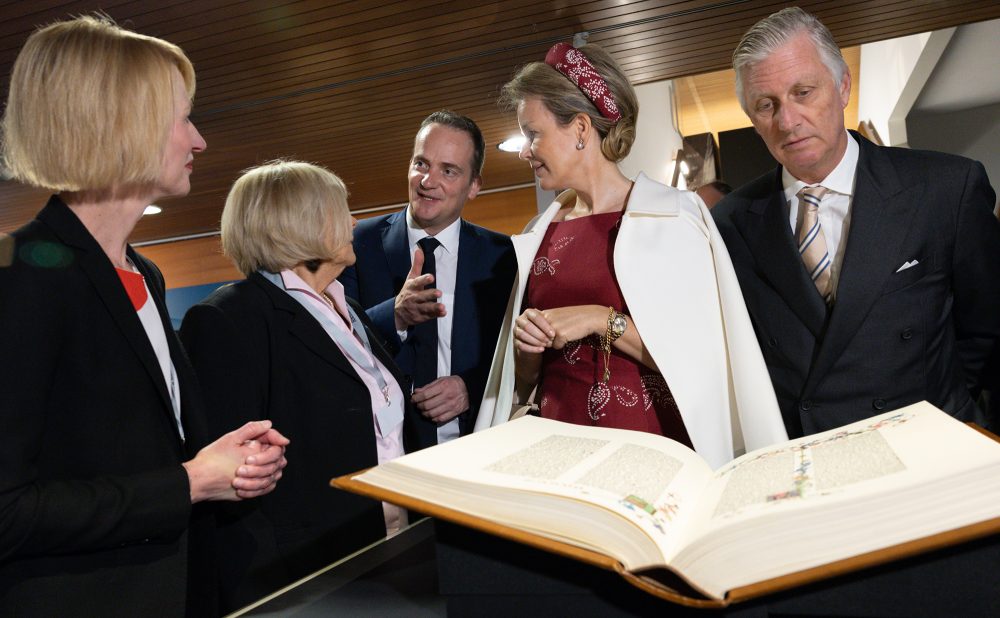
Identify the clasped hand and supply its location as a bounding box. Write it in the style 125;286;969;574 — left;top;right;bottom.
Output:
513;305;606;353
183;420;290;503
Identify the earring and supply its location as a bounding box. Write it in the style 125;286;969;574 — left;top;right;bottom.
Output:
576;139;585;150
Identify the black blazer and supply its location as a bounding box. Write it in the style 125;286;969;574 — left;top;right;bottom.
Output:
180;272;412;611
712;133;1000;437
0;197;211;617
339;211;516;448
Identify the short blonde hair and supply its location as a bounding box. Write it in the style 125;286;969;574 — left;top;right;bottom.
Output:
500;44;638;162
1;15;195;192
222;160;352;277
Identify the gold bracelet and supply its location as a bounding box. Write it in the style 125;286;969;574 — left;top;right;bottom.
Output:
600;308;628;383
601;306;614;383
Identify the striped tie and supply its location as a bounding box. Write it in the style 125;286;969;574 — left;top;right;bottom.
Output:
797;185;832;301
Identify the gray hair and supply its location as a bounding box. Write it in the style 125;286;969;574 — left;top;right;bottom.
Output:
221;160;351;277
732;6;848;111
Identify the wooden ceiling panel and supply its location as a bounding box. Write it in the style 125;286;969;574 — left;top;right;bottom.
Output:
2;0;999;241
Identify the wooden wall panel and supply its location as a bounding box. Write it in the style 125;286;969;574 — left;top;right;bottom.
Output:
3;1;997;242
138;236;240;290
462;186;538;237
143;185;538;289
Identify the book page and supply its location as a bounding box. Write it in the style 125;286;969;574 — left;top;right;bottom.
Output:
666;402;1000;598
712;422;906;518
353;403;1000;598
487;437;690;532
679;402;1000;554
366;416;716;558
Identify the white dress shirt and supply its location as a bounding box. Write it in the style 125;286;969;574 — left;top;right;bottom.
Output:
121;265;183;441
783;132;859;300
405;208;462;444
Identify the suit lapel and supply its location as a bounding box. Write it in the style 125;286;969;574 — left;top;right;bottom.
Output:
251;273;367;387
130;249;202;448
805;136;918;392
731;173;827;335
39;200;177;423
381;210;412;293
451;220;478;371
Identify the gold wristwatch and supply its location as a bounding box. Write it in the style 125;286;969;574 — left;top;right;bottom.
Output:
607;308;627;343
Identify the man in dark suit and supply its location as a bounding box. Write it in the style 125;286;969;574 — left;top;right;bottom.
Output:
712;7;1000;438
341;111;516;449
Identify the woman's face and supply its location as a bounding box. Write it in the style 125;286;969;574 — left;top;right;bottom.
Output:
327;214;358;275
156;67;206;200
516;97;581;191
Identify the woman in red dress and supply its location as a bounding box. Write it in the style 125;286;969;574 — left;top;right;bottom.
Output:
508;43;688;444
525;199;688;441
475;43;787;467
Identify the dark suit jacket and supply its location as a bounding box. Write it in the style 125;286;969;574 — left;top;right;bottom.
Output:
712;133;1000;437
0;197;211;617
180;272;411;612
339;210;516;448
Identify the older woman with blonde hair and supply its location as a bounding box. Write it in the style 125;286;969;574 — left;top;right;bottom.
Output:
476;43;787;468
180;160;412;611
0;16;287;616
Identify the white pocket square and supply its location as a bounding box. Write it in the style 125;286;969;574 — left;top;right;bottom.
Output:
895;259;919;273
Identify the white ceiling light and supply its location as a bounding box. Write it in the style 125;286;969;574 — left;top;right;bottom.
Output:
497;136;526;153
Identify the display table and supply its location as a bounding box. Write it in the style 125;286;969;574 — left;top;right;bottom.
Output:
230;518;442;617
233;517;1000;617
435;522;1000;617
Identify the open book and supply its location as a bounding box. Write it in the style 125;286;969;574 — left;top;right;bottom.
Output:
333;402;1000;606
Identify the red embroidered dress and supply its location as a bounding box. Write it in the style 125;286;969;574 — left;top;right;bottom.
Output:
525;211;691;445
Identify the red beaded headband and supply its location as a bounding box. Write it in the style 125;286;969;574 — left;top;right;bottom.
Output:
544;42;622;123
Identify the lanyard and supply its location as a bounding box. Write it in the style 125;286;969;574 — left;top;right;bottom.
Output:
259;271;403;432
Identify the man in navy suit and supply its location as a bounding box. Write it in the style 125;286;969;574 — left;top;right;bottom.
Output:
341;111;516;449
712;7;1000;437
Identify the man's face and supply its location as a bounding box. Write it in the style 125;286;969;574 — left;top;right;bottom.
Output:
742;33;850;184
407;123;481;235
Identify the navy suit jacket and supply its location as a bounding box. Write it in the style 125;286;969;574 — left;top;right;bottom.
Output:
713;133;1000;437
340;210;516;448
